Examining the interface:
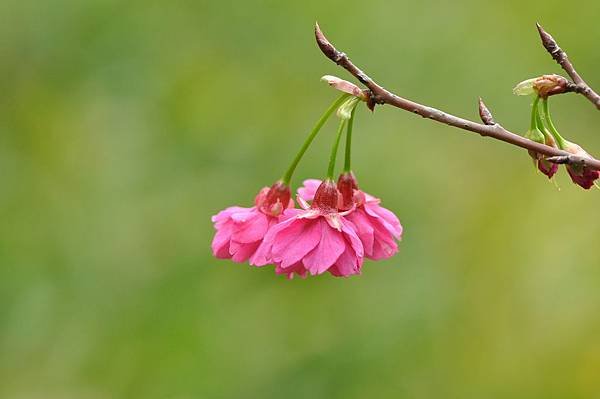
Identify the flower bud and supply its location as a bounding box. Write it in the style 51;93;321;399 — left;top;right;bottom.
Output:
321;75;367;100
563;141;600;189
524;125;559;178
513;74;569;98
534;75;569;97
537;134;559;178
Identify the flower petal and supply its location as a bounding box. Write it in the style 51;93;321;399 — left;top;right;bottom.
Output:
345;210;374;256
297;179;322;202
230;240;261;263
272;218;322;268
231;211;270;243
303;219;346;275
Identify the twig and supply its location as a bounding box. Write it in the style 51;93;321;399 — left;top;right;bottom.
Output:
536;23;600;110
314;23;600;171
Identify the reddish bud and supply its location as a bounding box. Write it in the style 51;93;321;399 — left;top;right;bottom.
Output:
527;131;559;179
256;181;292;216
563;142;600;189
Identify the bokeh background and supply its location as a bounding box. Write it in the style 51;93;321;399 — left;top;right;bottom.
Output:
2;0;600;398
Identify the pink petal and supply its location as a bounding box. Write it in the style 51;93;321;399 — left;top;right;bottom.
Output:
229;208;257;223
324;213;343;231
275;262;308;279
296;195;311;210
303;219;346;275
250;216;298;266
211;220;235;258
370;220;398;260
345;210;374;256
364;202;403;238
341;219;364;261
229;240;261;263
211;206;247;224
271;218;322;268
297;179;322;202
213;239;233;259
332;246;361;277
231;211;270;243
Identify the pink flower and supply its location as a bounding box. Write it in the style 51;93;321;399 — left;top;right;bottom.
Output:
252;179;364;278
298;174;403;260
211;181;292;263
563;141;600;190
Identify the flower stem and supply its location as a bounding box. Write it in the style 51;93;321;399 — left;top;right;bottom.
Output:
541;98;567;149
281;94;350;185
530;96;540;131
343;106;357;172
327;118;347;178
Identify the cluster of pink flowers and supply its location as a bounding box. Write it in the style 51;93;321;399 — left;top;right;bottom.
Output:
211;173;402;278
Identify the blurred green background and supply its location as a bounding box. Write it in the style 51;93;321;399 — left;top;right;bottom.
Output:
2;0;600;398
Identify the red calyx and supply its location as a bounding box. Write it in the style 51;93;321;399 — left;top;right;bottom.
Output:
312;179;340;213
257;181;291;216
337;172;358;211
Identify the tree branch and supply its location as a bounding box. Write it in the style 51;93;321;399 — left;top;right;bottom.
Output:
536;23;600;110
314;23;600;171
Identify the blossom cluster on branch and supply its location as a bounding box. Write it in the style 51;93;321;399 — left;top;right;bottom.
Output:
211;23;599;279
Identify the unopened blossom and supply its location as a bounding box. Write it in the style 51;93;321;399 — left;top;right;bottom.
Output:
513;74;569;97
562;141;600;189
211;181;292;263
525;128;559;179
321;75;368;101
299;174;403;260
252;179;363;278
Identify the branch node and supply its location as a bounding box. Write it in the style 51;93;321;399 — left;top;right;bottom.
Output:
546;155;587;166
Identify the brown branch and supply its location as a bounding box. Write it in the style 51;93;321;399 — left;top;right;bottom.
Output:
314;23;600;171
537;23;600;110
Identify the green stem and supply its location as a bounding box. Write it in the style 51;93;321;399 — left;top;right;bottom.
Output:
343;106;357;172
541;98;567;149
327;118;347;178
535;106;544;130
281;93;350;185
530;96;540;131
535;105;552;142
